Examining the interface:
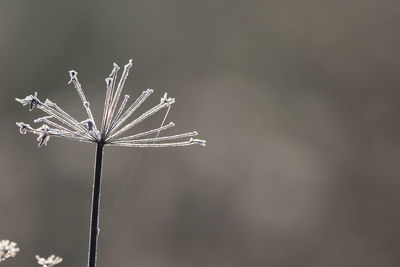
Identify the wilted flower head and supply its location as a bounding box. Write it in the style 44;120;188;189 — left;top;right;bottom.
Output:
16;59;206;148
36;255;63;267
0;240;20;262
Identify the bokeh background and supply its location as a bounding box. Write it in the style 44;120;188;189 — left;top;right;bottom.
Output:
1;0;400;266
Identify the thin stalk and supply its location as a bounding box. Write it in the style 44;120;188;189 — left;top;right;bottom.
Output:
88;143;104;267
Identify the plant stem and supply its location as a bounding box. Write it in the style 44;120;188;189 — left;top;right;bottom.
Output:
88;143;104;267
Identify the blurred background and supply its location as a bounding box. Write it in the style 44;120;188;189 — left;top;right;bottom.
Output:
1;0;400;266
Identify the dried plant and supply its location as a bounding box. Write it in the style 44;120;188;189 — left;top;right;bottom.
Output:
15;59;205;267
0;240;19;262
36;255;63;267
15;60;205;148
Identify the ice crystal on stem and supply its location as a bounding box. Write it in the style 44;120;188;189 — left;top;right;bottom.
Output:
0;240;20;262
36;255;63;267
15;59;206;148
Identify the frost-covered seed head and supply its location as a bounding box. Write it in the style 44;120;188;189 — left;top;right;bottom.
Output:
160;93;175;106
105;77;113;87
110;63;120;76
36;124;51;147
15;92;40;111
0;240;20;262
16;59;206;148
68;70;78;84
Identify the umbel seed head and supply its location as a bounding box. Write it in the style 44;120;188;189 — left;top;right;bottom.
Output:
16;59;206;148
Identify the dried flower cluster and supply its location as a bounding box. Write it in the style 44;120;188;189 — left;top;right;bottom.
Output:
0;240;19;262
0;240;62;266
16;59;206;148
36;255;63;267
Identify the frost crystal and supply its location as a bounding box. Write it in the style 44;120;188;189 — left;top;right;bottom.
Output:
36;255;63;267
16;122;31;134
16;59;206;148
0;240;20;262
16;92;40;111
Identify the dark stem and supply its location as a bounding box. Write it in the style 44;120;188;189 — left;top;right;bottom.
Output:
88;143;104;267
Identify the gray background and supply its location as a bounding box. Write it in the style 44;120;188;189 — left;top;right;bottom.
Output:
1;0;400;266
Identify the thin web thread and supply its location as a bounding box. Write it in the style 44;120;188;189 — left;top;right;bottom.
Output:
103;105;171;231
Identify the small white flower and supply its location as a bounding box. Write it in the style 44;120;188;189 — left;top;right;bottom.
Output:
16;59;206;148
36;255;63;267
0;240;20;262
